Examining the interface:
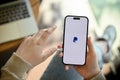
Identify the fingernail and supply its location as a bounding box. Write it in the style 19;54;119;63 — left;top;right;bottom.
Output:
89;37;93;44
48;25;57;32
89;37;91;41
65;66;69;71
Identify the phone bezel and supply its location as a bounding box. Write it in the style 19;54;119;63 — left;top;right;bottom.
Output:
62;15;89;66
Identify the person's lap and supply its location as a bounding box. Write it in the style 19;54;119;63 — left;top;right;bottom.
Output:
40;51;83;80
40;43;104;80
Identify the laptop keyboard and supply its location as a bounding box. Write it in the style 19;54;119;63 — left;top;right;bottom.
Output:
0;2;30;25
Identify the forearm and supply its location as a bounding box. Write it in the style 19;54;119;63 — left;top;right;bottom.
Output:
1;53;32;80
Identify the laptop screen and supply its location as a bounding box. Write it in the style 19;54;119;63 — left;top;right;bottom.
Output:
0;0;17;5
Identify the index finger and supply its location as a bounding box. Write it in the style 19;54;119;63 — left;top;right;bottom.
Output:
37;25;57;45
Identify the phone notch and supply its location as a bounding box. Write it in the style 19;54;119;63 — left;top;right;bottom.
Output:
73;17;80;20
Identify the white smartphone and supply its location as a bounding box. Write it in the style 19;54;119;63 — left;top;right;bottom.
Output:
63;15;89;65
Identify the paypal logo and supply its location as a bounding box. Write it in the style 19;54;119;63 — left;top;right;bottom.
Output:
73;37;78;43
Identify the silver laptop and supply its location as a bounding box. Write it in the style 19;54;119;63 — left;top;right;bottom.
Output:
0;0;38;44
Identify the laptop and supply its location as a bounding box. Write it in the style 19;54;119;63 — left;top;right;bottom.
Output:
0;0;38;44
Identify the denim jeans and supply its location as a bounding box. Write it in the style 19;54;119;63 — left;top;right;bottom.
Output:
40;51;83;80
40;44;103;80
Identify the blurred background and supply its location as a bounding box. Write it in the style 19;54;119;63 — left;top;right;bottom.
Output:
38;0;120;56
89;0;120;55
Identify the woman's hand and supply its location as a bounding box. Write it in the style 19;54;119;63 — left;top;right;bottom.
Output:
74;37;100;79
16;26;57;66
58;37;100;79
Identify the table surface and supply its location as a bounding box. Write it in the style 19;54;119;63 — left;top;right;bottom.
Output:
0;0;40;53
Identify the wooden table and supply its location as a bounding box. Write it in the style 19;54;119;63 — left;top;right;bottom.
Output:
0;0;40;53
30;0;40;20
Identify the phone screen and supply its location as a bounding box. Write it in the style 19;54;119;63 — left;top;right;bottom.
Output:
63;15;89;65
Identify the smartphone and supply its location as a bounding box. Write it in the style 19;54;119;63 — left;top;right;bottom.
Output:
63;15;89;65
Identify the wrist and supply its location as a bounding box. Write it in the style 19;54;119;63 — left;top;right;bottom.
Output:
84;70;100;80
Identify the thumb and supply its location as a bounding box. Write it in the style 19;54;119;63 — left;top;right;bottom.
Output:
87;37;95;54
42;47;57;60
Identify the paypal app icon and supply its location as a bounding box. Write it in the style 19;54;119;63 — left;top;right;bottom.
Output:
73;37;78;43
